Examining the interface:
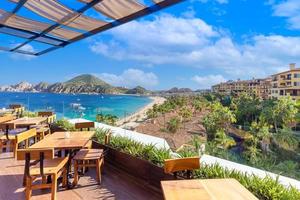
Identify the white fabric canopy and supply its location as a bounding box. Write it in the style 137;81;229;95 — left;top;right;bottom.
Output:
9;0;107;31
79;0;145;19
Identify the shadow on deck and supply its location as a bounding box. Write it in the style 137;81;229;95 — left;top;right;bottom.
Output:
0;152;162;200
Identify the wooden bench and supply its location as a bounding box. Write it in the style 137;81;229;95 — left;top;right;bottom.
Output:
164;157;200;179
17;148;68;200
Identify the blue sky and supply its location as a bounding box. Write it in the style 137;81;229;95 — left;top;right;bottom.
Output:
1;0;300;90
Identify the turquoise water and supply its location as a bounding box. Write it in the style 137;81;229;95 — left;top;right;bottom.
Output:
0;92;152;121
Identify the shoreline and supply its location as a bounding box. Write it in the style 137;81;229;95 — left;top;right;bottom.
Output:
116;96;166;127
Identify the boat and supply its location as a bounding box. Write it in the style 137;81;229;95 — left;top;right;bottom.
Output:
70;103;81;109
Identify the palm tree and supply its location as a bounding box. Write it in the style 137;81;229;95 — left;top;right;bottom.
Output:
273;127;299;151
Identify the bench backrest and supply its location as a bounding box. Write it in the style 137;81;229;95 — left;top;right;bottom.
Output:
38;111;54;117
164;157;200;178
17;148;54;160
17;148;54;177
16;128;37;145
38;111;56;123
75;122;95;131
9;104;22;109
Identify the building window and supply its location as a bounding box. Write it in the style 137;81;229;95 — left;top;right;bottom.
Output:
294;73;300;78
280;90;284;95
294;82;300;86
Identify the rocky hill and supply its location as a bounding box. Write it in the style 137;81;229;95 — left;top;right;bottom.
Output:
0;74;150;95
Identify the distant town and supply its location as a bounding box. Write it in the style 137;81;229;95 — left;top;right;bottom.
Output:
212;63;300;100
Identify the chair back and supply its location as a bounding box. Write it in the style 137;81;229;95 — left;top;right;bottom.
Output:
164;157;200;179
37;111;54;117
38;111;56;123
17;148;54;177
75;122;95;131
14;128;37;158
9;104;22;109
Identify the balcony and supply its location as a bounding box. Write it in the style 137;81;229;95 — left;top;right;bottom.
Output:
0;152;162;200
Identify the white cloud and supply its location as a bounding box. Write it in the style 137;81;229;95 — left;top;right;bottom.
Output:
90;14;300;80
271;0;300;29
97;68;158;88
10;44;35;61
192;74;226;89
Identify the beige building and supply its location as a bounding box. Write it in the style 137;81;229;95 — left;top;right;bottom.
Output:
270;63;300;100
212;78;271;99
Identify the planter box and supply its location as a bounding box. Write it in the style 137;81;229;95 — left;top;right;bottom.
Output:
92;141;175;190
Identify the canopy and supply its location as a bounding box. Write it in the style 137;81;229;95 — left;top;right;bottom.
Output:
0;0;183;56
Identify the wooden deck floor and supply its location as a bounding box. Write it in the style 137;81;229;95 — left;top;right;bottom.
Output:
0;152;163;200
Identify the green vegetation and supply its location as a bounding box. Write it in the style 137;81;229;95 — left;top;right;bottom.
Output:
53;118;76;131
94;128;300;199
94;128;171;167
21;111;38;117
201;93;300;180
96;113;118;126
166;117;181;133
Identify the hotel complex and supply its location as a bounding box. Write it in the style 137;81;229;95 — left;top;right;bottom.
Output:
212;63;300;100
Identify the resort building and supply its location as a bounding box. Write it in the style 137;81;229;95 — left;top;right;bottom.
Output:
270;63;300;100
212;78;271;99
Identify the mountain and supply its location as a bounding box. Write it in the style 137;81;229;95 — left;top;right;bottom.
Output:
166;87;193;93
34;82;49;91
65;74;110;87
0;81;36;92
47;74;114;94
0;74;150;95
125;86;149;95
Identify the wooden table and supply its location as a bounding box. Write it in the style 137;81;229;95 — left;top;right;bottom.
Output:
161;179;258;200
29;131;95;150
30;131;95;189
3;117;48;130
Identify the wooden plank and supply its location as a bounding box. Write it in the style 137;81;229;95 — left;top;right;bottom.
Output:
4;117;47;129
16;148;54;160
164;157;200;173
30;131;95;150
161;179;258;200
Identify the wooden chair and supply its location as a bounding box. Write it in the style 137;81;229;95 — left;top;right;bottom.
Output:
38;111;56;124
75;122;95;131
17;148;68;200
73;148;104;186
164;157;200;179
14;128;37;158
0;115;17;152
30;124;50;141
9;104;24;118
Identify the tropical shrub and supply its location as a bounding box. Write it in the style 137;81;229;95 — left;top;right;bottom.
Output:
96;113;118;126
202;102;236;139
94;128;171;167
53;118;76;131
21;111;38;117
166;117;181;133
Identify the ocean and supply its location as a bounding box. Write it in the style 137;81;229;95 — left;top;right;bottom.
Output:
0;92;152;121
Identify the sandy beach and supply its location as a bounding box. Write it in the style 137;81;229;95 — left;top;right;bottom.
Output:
116;96;166;128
